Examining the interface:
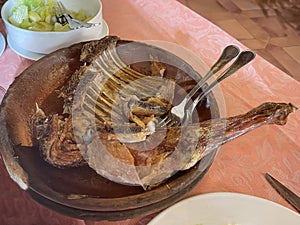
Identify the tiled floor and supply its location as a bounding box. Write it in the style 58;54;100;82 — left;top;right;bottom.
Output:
178;0;300;82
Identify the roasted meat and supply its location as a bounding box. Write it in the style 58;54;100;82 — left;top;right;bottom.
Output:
34;112;85;168
33;36;297;189
34;35;174;168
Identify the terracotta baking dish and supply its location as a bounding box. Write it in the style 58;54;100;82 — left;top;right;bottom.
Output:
0;38;220;220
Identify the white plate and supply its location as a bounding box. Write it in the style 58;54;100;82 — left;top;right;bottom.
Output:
7;35;45;60
0;32;6;56
7;20;109;61
148;192;300;225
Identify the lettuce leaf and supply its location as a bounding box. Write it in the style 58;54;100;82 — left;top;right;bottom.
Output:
9;0;92;31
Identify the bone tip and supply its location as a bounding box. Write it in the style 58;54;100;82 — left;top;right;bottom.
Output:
289;103;298;113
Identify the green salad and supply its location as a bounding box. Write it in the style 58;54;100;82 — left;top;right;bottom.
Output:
9;0;93;31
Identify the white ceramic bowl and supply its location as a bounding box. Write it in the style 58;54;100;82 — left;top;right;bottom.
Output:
1;0;103;54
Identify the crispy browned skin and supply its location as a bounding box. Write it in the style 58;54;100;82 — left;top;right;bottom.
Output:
126;102;297;169
80;36;120;63
33;36;297;172
34;36;172;168
93;102;296;168
34;36;121;168
35;100;296;169
34;114;85;168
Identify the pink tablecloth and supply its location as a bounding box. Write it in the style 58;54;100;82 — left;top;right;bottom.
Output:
1;0;300;224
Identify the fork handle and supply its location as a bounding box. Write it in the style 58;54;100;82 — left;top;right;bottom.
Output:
182;45;239;106
71;18;100;28
184;50;256;124
170;45;239;120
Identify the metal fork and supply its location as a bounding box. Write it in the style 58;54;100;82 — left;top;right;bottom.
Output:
159;49;256;127
158;45;239;127
54;1;101;30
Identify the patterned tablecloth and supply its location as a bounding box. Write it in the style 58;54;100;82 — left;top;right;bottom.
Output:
0;0;300;224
